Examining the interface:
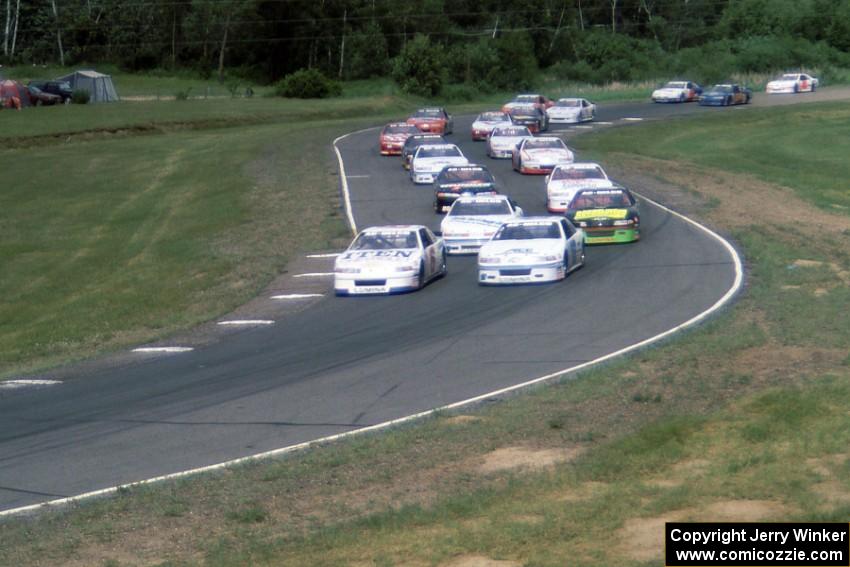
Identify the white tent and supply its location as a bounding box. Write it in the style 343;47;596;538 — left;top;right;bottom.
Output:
56;70;119;103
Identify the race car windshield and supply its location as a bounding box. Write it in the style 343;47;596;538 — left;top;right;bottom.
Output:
781;74;798;80
478;112;507;121
493;127;530;137
710;85;733;93
407;136;443;147
514;96;538;103
385;124;416;134
438;169;493;184
494;223;561;240
664;82;688;89
450;201;511;216
555;99;580;107
413;109;442;118
525;139;565;149
509;106;537;115
351;232;418;250
570;191;634;209
418;147;463;158
551;167;605;181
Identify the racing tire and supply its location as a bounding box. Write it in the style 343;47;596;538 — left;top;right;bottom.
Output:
417;261;426;289
679;93;685;103
794;84;800;93
812;83;817;92
725;96;732;106
438;251;448;278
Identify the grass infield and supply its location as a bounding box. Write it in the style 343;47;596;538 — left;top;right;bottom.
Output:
1;101;849;565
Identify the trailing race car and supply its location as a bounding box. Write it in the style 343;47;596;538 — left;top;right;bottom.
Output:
478;217;585;285
508;104;549;133
564;187;640;244
487;125;533;159
440;195;524;255
546;162;615;213
471;111;513;141
401;133;446;170
651;80;702;103
379;122;421;155
699;84;752;106
334;225;446;295
433;165;499;213
547;98;596;123
766;73;818;94
407;107;453;134
410;144;469;184
512;137;574;174
501;94;554;113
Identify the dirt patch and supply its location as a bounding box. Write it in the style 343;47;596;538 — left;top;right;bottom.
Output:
479;446;583;474
559;481;609;501
441;555;522;567
731;345;846;381
444;415;485;426
703;500;790;521
618;510;693;562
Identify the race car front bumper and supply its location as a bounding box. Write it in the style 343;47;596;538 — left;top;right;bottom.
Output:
411;171;438;184
583;227;640;244
766;85;796;94
380;142;404;155
547;198;569;213
548;115;582;123
478;261;565;285
471;129;491;140
520;163;558;174
489;147;514;159
444;237;491;254
335;273;419;295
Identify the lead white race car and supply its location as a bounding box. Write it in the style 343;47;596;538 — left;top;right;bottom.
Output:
334;225;447;295
765;73;818;94
546;162;615;213
546;98;596;123
440;195;524;255
410;144;469;184
478;217;585;285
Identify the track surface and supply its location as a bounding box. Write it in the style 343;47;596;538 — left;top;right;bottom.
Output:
1;95;775;513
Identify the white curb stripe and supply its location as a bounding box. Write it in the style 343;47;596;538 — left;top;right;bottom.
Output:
305;253;340;258
271;294;325;299
0;380;62;390
131;347;194;353
0;120;744;519
292;272;334;278
217;320;274;326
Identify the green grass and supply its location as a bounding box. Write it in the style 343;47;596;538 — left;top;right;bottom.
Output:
2;83;850;566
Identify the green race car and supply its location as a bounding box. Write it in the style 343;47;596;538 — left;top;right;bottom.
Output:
564;187;640;244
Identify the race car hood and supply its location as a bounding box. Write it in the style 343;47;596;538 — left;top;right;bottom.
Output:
548;178;615;193
472;120;507;130
566;207;637;223
490;135;528;149
441;215;512;236
523;148;574;162
548;107;581;116
767;80;796;88
652;87;686;97
479;239;563;260
414;156;470;172
436;181;495;192
336;248;422;267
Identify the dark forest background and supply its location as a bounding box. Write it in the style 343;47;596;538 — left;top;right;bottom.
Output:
3;0;850;94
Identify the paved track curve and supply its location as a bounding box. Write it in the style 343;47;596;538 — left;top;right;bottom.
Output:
0;98;746;514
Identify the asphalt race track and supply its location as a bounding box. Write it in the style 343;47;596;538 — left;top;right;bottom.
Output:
1;95;777;514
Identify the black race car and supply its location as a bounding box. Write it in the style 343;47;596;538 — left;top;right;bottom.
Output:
433;165;498;213
507;104;549;133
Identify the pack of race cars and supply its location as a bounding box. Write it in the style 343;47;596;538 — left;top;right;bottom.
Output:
338;72;817;294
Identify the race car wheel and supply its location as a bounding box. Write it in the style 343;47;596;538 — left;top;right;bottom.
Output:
725;96;732;106
812;83;817;92
439;251;448;277
418;261;426;288
794;84;800;93
679;93;685;102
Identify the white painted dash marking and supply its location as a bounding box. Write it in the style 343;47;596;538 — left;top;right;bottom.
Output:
271;293;325;299
132;347;194;353
574;125;594;129
596;121;614;125
346;175;371;178
293;272;334;278
622;117;644;121
0;379;62;390
306;253;340;258
217;320;274;326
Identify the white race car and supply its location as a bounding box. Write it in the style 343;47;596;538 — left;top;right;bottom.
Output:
512;137;574;174
440;195;524;255
478;217;585;285
547;98;596;123
651;80;702;103
766;73;818;94
410;144;469;184
546;162;615;213
334;225;446;295
471;111;513;141
486;125;533;159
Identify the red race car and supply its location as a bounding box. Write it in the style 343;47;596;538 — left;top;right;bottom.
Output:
406;107;454;135
379;122;422;156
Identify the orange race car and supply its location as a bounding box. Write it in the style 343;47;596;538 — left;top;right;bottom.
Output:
406;107;454;135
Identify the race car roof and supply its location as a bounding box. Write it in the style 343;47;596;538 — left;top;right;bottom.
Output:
453;195;510;204
441;165;487;172
554;162;605;170
416;143;460;151
361;225;425;233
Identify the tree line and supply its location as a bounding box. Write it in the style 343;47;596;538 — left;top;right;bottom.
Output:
3;0;850;92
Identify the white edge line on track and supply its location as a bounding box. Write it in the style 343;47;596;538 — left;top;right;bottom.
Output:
333;126;381;236
0;125;744;519
0;380;62;389
217;320;274;326
305;253;340;258
271;293;325;299
131;347;194;353
292;272;334;278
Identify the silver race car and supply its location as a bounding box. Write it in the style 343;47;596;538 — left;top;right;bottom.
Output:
547;98;596;123
512;136;574;174
410;144;469;184
486;125;533;159
471;111;513;141
334;225;447;295
440;195;524;255
478;217;585;285
545;162;615;213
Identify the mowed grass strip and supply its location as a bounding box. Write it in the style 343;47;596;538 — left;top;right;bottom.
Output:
0;115;381;377
2;103;850;566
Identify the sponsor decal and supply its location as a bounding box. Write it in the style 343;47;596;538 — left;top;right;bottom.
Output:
340;250;415;260
574;208;629;220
